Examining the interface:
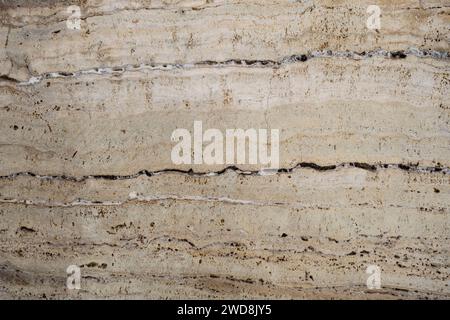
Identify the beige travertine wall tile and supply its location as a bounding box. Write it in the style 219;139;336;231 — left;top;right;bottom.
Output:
0;0;448;299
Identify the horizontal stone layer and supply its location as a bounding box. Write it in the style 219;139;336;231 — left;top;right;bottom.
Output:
1;56;448;176
1;0;449;81
0;238;447;299
0;167;449;212
0;168;448;298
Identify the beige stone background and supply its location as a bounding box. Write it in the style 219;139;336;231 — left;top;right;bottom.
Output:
0;0;449;299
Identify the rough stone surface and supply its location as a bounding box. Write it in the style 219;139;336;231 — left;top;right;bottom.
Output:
0;0;449;299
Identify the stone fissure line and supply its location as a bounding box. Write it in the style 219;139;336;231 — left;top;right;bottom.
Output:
2;193;447;209
1;163;449;183
0;194;285;208
6;48;448;86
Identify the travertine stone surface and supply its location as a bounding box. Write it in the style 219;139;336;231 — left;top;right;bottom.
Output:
0;0;449;299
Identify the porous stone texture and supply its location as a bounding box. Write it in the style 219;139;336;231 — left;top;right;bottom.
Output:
0;0;449;299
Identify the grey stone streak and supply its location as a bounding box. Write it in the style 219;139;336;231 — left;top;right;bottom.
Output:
10;48;450;86
0;163;449;183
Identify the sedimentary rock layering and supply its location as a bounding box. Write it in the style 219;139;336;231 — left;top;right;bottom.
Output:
0;0;449;299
